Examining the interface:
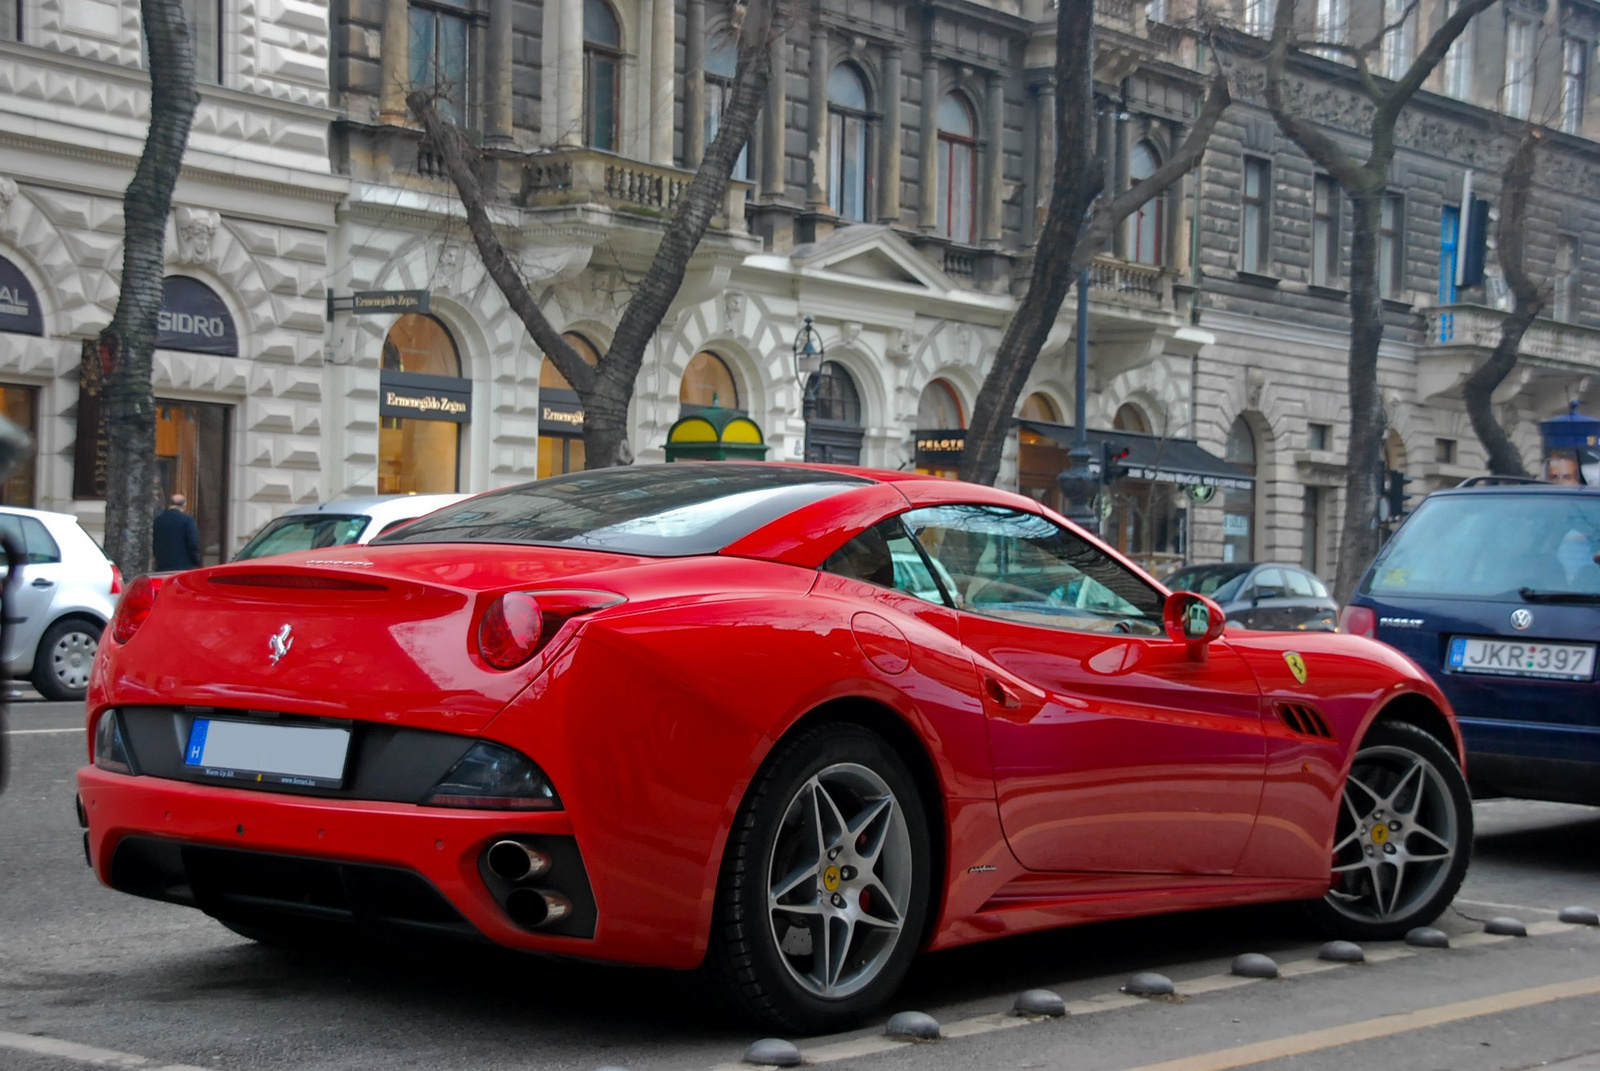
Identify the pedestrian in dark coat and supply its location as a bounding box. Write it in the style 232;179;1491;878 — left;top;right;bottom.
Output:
152;493;202;571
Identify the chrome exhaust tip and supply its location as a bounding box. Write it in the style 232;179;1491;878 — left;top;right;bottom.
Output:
486;839;552;882
505;888;573;929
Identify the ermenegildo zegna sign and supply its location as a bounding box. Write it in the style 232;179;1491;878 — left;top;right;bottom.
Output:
379;370;472;423
157;276;238;356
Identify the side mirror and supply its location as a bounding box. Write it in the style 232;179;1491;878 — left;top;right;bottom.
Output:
1163;591;1227;645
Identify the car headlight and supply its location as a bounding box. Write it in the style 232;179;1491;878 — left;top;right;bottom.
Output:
421;742;561;810
93;711;135;775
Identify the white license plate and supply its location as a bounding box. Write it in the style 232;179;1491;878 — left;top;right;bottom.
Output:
1447;636;1596;681
184;718;351;788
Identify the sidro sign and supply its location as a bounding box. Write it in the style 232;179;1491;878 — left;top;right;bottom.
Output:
379;370;471;423
0;256;43;336
157;276;239;356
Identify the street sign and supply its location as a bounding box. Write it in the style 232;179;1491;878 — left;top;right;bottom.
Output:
326;289;430;319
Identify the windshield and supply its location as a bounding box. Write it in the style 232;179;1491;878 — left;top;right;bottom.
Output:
1365;493;1600;599
375;465;871;557
1166;564;1251;597
234;514;371;561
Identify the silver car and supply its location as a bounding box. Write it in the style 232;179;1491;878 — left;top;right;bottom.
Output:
232;493;470;562
0;506;118;701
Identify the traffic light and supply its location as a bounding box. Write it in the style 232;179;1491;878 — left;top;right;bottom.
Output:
1102;441;1131;485
1384;469;1412;521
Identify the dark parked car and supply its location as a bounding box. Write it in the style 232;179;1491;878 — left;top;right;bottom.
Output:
1163;561;1339;632
1342;479;1600;806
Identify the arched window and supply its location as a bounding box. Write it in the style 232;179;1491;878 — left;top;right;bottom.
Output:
705;35;749;179
584;0;622;152
1223;416;1258;563
916;379;964;429
680;350;740;409
1020;392;1062;424
806;361;864;464
915;379;964;478
380;314;464;494
1114;402;1152;434
937;94;977;243
538;333;601;477
828;64;872;221
1128;141;1163;266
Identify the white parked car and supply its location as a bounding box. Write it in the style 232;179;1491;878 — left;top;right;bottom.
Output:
0;505;119;701
231;494;471;562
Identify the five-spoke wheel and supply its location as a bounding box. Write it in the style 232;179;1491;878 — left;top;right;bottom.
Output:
1308;721;1472;940
710;723;930;1033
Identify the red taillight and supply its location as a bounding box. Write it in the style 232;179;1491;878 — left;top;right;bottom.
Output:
111;575;164;644
110;565;123;595
476;589;624;670
1339;604;1376;638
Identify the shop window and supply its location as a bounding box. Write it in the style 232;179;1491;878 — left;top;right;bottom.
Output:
182;0;223;85
705;36;749;179
680;350;740;410
937;94;977;244
1222;416;1258;564
0;385;37;506
828;64;872;222
585;0;622;151
1016;393;1065;511
538;332;600;478
410;1;473;127
805;361;863;464
1127;142;1162;266
155;400;231;565
914;379;965;479
380;314;463;495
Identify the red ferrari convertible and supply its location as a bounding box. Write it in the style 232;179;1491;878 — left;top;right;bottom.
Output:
78;464;1471;1031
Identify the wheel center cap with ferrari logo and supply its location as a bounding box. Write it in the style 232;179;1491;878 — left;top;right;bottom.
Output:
822;865;842;893
1283;651;1308;685
1369;824;1389;845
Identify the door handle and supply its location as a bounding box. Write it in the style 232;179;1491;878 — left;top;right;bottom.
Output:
983;676;1021;709
30;577;54;588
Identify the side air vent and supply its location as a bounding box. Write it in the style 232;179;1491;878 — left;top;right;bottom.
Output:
1276;702;1334;739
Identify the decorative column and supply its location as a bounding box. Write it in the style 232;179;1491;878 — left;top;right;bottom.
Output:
380;0;410;122
1034;82;1055;239
807;28;829;207
877;46;903;223
981;70;1004;244
485;0;515;143
557;0;584;147
650;0;675;165
761;31;787;197
684;0;707;167
918;51;939;230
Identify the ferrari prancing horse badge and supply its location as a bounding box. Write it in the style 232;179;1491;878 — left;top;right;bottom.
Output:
1283;651;1308;684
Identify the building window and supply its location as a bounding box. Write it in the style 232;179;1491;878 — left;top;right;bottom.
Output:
1302;486;1321;571
380;315;463;494
538;333;600;478
828;64;872;222
584;0;622;152
1242;157;1270;274
1505;15;1533;120
1554;237;1579;321
680;350;740;409
1146;0;1167;22
410;2;472;126
1128;141;1163;266
937;94;977;244
0;385;36;506
155;400;231;565
1443;0;1474;100
1435;438;1457;465
1381;0;1414;80
1379;194;1404;298
1439;204;1460;304
1243;0;1273;37
0;1;17;41
181;0;223;85
1314;0;1349;54
805;362;864;464
1308;422;1332;451
1223;417;1258;564
914;380;965;479
1312;175;1338;287
1563;37;1588;135
705;35;749;179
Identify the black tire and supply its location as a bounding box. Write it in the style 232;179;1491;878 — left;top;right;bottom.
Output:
31;618;102;701
1304;721;1473;941
708;722;933;1034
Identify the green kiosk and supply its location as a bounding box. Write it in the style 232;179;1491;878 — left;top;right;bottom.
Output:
663;404;770;462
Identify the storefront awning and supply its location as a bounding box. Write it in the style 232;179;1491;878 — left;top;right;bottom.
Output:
1019;420;1256;491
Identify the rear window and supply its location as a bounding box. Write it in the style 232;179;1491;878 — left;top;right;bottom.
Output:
234;515;371;562
375;465;872;557
1365;493;1600;599
1167;564;1250;597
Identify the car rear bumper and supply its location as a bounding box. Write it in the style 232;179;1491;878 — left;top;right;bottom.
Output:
73;766;679;965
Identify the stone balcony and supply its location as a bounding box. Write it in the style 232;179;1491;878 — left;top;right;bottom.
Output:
1418;303;1600;403
517;148;752;235
1088;255;1177;311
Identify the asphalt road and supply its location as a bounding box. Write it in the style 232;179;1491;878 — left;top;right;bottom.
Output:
3;698;1598;1071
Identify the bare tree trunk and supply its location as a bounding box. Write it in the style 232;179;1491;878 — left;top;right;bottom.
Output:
412;0;777;469
100;0;198;576
1262;0;1497;603
958;6;1229;486
1462;128;1543;478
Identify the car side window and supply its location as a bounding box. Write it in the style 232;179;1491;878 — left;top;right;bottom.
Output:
1252;568;1286;599
823;518;954;606
19;517;60;564
1284;569;1314;597
900;504;1164;635
0;515;24;561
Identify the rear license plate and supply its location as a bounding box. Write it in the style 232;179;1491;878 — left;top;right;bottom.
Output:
1447;637;1596;681
184;718;351;789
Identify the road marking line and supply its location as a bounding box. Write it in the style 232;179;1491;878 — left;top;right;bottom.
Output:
0;1029;212;1070
3;726;84;735
1456;897;1563;916
1115;974;1600;1071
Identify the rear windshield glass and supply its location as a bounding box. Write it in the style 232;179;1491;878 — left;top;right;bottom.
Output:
1365;493;1600;599
234;515;370;562
1165;564;1250;597
374;465;871;557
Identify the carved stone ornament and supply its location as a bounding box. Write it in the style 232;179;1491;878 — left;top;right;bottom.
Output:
723;290;745;326
0;177;16;219
890;328;914;365
437;243;460;273
841;321;862;345
174;206;221;265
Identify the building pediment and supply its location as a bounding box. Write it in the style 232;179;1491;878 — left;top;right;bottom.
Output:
790;225;957;295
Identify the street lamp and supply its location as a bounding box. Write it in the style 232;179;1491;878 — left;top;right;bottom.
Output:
793;316;825;461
